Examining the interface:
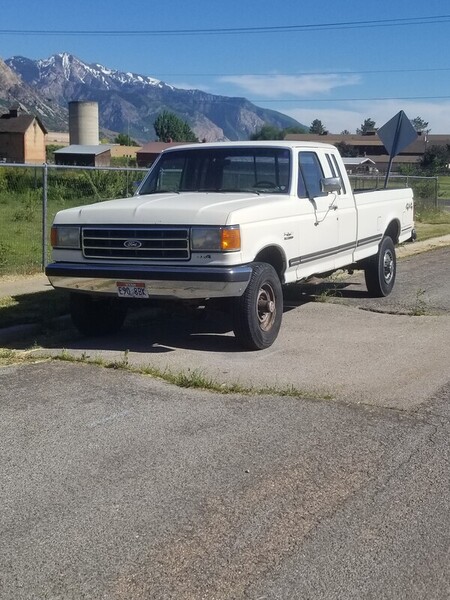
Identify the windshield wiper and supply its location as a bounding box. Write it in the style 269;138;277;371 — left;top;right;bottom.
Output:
216;188;261;195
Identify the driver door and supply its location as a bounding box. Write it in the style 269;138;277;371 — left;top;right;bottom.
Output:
295;151;339;276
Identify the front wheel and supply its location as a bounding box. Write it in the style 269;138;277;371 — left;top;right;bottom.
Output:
70;293;128;336
364;236;396;297
232;262;283;350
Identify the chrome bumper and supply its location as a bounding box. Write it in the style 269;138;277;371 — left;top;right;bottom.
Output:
45;262;252;299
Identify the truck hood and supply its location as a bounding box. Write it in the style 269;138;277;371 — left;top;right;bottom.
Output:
53;192;287;226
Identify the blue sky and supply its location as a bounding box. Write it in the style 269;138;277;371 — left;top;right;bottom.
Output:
1;0;450;134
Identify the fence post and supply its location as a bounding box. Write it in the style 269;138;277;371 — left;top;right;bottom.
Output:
42;163;48;270
435;177;439;208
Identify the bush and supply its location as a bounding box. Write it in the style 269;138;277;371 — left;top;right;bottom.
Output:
12;190;41;222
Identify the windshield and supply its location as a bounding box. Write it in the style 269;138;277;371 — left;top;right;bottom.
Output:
138;147;291;195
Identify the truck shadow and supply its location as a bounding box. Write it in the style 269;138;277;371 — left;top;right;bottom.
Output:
283;280;368;304
37;280;367;354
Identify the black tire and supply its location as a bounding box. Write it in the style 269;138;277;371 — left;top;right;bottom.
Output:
364;236;396;297
232;262;283;350
70;293;128;336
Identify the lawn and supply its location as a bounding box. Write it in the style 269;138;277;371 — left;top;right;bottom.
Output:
438;175;450;200
414;203;450;240
0;166;144;276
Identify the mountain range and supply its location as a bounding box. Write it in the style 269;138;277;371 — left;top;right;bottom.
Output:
1;53;304;142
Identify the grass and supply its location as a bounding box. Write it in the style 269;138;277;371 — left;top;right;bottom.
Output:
0;166;144;276
0;347;332;400
415;206;450;240
438;175;450;199
416;221;450;240
410;288;429;316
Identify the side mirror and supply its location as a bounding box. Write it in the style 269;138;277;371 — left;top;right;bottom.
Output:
321;177;341;194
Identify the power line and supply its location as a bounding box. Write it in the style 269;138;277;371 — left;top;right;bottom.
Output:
240;95;450;103
169;95;450;103
155;67;450;77
1;15;449;36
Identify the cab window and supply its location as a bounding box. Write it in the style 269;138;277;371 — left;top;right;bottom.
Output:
298;152;326;198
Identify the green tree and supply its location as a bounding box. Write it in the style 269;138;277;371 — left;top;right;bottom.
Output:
341;129;351;135
335;141;357;157
357;118;376;135
250;125;284;140
309;119;327;134
153;111;198;142
46;144;64;163
411;116;429;133
250;124;307;140
114;133;139;146
420;144;450;174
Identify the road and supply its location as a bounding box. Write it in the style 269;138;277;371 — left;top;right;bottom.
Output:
0;361;449;599
1;246;449;598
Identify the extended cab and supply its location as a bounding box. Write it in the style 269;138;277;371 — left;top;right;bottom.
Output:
46;141;415;349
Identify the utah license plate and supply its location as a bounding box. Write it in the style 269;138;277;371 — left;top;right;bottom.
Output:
116;281;149;298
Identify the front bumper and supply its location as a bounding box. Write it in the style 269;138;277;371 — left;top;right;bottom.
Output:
45;262;252;299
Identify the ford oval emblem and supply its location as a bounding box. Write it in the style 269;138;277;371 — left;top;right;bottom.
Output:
124;240;142;248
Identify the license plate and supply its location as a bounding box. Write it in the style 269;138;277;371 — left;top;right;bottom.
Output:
116;281;149;298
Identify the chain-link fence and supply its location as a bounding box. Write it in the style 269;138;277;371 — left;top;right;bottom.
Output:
0;164;147;276
349;174;440;209
0;163;445;277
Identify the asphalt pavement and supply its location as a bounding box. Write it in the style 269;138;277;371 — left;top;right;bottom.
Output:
0;361;449;599
1;237;450;598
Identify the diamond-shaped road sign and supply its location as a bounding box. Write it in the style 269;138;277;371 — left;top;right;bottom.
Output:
377;110;418;157
377;110;418;187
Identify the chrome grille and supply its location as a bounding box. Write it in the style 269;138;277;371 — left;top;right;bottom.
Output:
82;227;190;260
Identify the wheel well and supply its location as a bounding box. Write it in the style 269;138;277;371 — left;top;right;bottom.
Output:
385;220;400;244
254;246;286;280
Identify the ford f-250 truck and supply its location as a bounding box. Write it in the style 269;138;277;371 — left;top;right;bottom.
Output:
46;141;415;350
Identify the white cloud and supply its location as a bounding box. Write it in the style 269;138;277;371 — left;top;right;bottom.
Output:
218;74;361;98
283;100;450;134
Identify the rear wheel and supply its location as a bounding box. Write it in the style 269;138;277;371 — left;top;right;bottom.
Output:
364;236;396;297
232;262;283;350
70;293;128;336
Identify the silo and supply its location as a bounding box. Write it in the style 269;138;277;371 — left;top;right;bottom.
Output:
69;101;99;145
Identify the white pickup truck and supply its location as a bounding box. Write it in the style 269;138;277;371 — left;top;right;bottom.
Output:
46;141;415;349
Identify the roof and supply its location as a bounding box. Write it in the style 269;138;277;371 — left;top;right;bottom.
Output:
145;140;342;154
110;145;142;157
54;145;112;155
0;113;48;134
284;132;450;153
137;141;190;154
342;157;376;165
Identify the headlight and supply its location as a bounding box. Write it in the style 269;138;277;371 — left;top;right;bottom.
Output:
50;226;81;249
191;226;241;252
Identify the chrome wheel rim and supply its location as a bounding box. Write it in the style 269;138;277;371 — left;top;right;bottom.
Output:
383;249;394;283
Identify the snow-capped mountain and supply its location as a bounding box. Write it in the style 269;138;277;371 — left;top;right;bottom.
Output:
9;53;169;99
5;53;303;142
0;56;68;130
